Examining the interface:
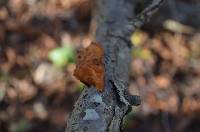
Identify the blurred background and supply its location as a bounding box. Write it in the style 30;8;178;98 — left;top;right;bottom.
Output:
0;0;200;132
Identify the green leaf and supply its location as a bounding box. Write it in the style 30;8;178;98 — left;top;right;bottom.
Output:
132;48;153;60
48;45;75;68
76;82;85;92
131;30;144;46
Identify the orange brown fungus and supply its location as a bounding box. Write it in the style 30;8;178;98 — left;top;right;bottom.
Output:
74;42;105;91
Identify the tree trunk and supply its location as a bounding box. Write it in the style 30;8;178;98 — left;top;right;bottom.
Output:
66;0;164;132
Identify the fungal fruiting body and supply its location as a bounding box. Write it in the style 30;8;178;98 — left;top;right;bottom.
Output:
74;42;105;91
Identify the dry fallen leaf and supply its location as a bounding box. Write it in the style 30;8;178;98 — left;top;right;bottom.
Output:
154;75;170;88
11;79;37;102
74;42;105;91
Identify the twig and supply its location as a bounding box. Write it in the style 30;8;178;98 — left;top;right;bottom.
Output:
130;0;165;29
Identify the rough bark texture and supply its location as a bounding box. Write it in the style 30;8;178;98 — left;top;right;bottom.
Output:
66;0;164;132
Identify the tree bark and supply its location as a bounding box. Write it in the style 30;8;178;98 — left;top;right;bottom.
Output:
66;0;164;132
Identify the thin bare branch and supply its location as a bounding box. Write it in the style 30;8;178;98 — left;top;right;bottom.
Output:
130;0;165;29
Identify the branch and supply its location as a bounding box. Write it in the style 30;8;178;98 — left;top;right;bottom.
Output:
66;0;164;131
129;0;165;30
